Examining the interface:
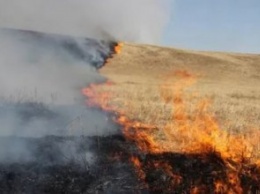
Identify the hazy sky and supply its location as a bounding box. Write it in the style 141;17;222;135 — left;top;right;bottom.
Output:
163;0;260;53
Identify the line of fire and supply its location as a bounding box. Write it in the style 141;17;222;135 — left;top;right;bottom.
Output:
82;42;260;194
1;29;260;193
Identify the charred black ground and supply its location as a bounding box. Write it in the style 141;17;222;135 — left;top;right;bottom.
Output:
0;135;146;194
135;151;260;194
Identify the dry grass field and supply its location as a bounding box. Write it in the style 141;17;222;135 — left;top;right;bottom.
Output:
83;43;260;191
99;43;260;134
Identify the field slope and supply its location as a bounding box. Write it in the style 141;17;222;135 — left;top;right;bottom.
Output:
99;43;260;131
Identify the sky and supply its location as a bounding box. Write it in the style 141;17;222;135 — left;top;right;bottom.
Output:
163;0;260;53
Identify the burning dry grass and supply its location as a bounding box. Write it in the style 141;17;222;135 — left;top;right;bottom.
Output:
99;43;260;129
83;43;260;192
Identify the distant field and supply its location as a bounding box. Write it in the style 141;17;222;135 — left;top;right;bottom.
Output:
99;43;260;134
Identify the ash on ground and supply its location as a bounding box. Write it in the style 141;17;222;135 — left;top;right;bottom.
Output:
0;135;146;194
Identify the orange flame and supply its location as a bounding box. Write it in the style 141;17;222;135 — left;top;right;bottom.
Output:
114;42;123;54
81;43;260;192
160;71;254;161
130;156;146;181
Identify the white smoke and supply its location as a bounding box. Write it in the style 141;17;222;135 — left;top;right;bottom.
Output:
0;0;170;44
0;29;117;138
0;28;118;165
0;0;170;169
0;29;100;104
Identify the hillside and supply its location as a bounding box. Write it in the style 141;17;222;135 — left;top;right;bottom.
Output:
99;43;260;131
82;42;260;192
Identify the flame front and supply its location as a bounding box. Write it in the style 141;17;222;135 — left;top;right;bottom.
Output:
82;43;260;193
114;42;123;54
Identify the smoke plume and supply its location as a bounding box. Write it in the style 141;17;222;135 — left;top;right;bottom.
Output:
0;2;170;190
0;0;170;44
0;28;119;168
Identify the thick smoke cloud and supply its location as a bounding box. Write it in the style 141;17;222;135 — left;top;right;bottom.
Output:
0;29;107;104
0;28;117;137
0;29;119;165
0;0;170;44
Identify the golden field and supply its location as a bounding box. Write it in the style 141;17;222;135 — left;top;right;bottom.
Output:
98;43;260;134
81;43;260;192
